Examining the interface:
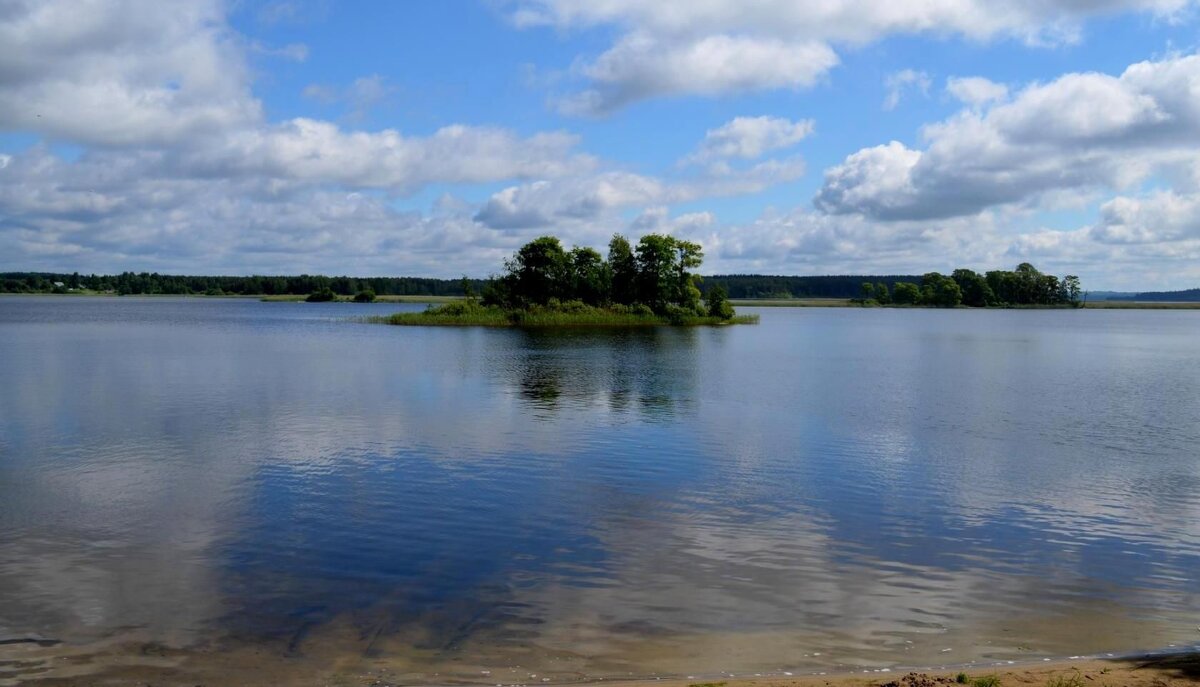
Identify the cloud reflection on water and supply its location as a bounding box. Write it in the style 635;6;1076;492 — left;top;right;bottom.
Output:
1;300;1198;679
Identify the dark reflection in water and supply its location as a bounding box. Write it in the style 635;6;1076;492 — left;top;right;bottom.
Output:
1;298;1200;681
503;327;700;417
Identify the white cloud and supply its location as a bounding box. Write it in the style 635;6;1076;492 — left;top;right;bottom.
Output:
513;0;1195;112
0;0;259;147
946;76;1009;106
883;69;931;111
816;53;1200;221
1089;191;1200;244
0;1;595;191
474;158;805;230
215;120;592;191
686;116;814;163
558;33;837;115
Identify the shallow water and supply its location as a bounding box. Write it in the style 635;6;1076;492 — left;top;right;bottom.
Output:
1;297;1199;680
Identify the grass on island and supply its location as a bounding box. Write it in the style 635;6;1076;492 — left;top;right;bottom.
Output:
374;300;758;327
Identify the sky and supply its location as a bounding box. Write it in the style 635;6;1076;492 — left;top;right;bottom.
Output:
2;1;1200;289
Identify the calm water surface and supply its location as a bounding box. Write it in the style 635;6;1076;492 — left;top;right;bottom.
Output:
1;297;1199;680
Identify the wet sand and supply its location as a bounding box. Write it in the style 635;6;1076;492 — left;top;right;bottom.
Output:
3;635;1199;687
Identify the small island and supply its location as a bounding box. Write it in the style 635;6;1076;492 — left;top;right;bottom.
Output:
379;234;758;327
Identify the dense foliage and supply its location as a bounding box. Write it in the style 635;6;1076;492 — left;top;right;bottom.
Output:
700;274;922;299
859;263;1083;308
1;262;1088;309
0;272;486;297
482;233;728;320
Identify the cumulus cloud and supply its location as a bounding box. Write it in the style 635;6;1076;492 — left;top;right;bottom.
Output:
0;0;259;147
883;70;931;111
1089;191;1200;244
513;0;1194;112
685;116;814;164
557;33;837;115
201;119;592;191
946;76;1009;106
0;1;591;186
815;53;1200;221
0;145;526;276
474;158;805;231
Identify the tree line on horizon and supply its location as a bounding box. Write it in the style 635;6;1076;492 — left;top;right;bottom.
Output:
858;263;1082;307
0;272;487;297
0;265;1143;306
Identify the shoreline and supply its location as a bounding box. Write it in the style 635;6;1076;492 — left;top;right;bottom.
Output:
4;293;1199;309
2;639;1197;687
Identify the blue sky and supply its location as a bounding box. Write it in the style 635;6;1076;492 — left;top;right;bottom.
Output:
2;1;1200;289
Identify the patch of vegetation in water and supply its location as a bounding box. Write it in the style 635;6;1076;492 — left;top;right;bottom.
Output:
376;299;758;327
375;233;758;327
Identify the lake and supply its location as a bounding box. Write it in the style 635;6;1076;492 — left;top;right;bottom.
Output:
1;297;1198;684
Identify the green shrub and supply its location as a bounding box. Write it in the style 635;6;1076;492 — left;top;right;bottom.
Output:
353;289;376;303
305;288;335;302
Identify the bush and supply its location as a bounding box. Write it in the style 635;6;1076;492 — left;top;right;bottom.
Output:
431;300;482;316
630;303;654;317
353;289;376;303
305;288;335;302
556;299;590;313
662;304;691;325
706;284;734;320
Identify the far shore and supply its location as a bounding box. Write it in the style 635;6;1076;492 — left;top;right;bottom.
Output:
4;292;1200;309
729;298;1200;310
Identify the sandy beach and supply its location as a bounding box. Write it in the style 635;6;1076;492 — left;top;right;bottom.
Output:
3;636;1199;687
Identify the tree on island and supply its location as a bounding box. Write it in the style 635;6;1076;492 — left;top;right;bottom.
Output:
484;233;732;321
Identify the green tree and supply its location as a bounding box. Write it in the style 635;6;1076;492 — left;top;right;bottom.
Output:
505;235;570;305
673;239;704;312
608;234;638;305
353;289;376;303
635;233;679;312
952;268;995;307
1061;275;1083;307
892;281;921;305
921;272;962;307
706;284;734;319
569;246;610;305
874;282;891;305
859;282;876;304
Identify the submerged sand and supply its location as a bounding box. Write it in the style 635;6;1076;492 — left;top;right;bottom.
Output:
2;635;1198;687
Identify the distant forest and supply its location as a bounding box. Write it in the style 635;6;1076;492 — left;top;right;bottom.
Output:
1;271;922;299
0;272;485;297
4;270;1195;302
1110;288;1200;302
